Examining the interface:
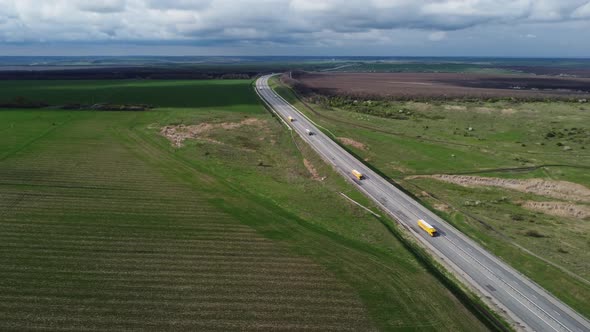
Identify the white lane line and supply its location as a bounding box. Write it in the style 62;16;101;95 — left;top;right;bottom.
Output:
444;235;567;332
435;232;560;331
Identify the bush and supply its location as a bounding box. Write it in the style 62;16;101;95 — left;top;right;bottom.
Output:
524;229;545;238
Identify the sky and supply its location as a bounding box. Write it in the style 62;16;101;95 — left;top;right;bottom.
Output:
0;0;589;57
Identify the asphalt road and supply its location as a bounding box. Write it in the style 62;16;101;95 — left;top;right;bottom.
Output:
256;75;590;332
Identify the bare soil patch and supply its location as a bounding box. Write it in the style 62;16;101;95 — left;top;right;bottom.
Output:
303;159;324;181
470;107;519;115
296;72;590;100
474;107;494;114
409;174;590;203
434;203;452;213
161;118;266;147
444;105;467;111
339;137;367;150
501;108;517;115
521;201;590;220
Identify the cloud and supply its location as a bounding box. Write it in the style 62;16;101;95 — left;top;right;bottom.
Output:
428;31;447;41
0;0;588;53
78;0;127;13
572;1;590;18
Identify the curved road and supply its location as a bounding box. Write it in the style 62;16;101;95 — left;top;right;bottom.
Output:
256;75;590;332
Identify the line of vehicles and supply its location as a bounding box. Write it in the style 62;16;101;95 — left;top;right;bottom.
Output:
289;116;314;135
289;114;439;238
261;76;590;331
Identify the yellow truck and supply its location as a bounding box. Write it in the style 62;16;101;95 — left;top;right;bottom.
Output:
418;219;438;237
351;169;364;180
288;116;294;122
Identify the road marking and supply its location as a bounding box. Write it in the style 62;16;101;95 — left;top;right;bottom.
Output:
443;236;567;332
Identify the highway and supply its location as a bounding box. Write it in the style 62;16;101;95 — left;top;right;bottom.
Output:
255;75;590;332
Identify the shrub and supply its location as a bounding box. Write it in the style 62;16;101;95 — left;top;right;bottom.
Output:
524;229;545;238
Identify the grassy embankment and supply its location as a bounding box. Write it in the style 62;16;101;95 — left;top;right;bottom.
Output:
0;80;490;331
271;75;590;318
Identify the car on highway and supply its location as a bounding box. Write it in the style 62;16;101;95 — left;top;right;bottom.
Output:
352;169;364;180
418;219;438;237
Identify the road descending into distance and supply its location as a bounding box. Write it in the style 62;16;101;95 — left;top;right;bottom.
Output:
256;75;590;332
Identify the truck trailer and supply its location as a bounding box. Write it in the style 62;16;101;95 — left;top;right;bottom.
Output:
418;219;438;237
351;169;364;180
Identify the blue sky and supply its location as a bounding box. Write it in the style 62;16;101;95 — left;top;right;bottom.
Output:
1;0;589;57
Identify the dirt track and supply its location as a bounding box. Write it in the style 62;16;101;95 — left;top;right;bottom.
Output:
409;174;590;203
522;201;590;219
338;137;367;150
296;72;590;99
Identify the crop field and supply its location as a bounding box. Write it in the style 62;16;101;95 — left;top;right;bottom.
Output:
272;75;590;318
324;62;517;74
0;80;488;331
318;58;590;77
0;80;260;109
295;72;590;100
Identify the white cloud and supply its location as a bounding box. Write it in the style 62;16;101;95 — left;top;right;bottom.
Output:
289;0;334;12
428;31;447;41
572;1;590;18
78;0;127;13
0;0;588;49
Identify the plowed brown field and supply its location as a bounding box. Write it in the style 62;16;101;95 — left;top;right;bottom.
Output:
297;72;590;99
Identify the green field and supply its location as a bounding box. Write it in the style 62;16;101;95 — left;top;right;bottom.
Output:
271;76;590;318
0;80;489;330
0;80;261;108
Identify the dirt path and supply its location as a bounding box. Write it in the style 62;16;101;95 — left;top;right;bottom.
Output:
303;158;323;181
338;137;367;150
401;178;590;286
409;174;590;203
521;201;590;219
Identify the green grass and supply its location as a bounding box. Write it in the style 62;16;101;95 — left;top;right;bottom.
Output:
0;79;489;331
0;80;260;109
271;76;590;318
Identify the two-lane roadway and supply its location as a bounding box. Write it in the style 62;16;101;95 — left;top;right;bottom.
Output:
256;74;590;332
